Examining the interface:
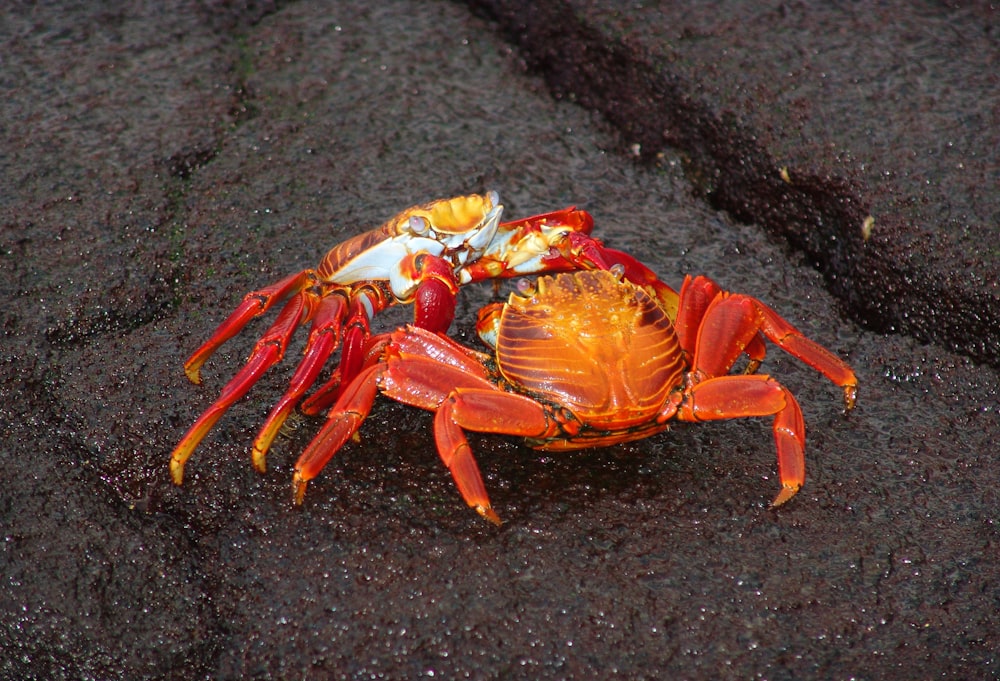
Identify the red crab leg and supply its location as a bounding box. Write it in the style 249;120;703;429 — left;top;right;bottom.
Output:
292;354;492;503
436;388;556;525
691;283;857;409
250;291;349;472
674;374;806;506
292;328;499;511
170;289;318;485
501;206;595;235
389;325;493;369
297;330;394;417
382;330;550;524
297;290;386;416
460;207;594;282
676;275;766;370
412;266;459;332
298;369;343;416
301;260;462;415
326;295;378;400
184;270;316;385
292;364;382;504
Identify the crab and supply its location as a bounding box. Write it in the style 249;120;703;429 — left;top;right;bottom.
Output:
170;192;676;485
291;268;857;524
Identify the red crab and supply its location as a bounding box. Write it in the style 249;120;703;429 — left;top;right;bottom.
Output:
292;268;857;524
170;192;674;484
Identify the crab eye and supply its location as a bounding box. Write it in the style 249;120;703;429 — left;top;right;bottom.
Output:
516;278;536;295
610;263;626;281
408;215;430;236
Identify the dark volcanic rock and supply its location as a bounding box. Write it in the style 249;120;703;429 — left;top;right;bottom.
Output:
2;1;997;679
469;0;1000;368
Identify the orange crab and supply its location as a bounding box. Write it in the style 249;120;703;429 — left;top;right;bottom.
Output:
292;269;857;524
170;192;674;485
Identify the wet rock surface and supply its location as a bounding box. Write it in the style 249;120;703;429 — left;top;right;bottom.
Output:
470;0;1000;368
1;1;997;679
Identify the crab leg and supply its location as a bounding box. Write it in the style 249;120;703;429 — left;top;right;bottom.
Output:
292;364;382;504
675;275;766;370
170;289;318;485
466;207;683;320
435;388;555;525
298;291;383;416
184;270;317;385
292;357;491;503
433;397;497;524
292;327;513;519
674;374;806;506
690;282;857;410
250;291;349;472
302;249;468;415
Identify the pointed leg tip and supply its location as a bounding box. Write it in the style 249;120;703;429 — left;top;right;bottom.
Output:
843;384;858;412
169;458;185;486
769;484;800;508
477;505;502;526
183;365;204;386
251;447;268;474
292;472;308;505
